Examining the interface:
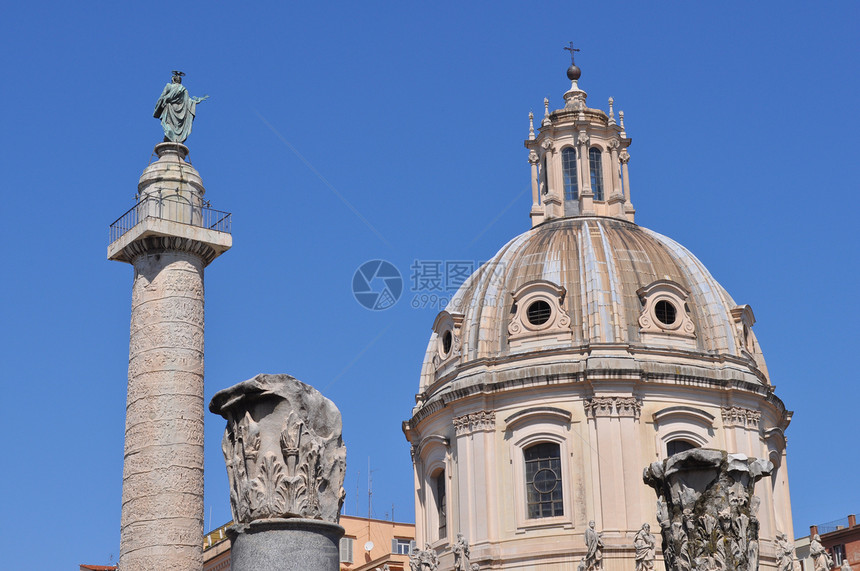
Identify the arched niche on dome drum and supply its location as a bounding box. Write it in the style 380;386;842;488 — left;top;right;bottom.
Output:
504;407;576;531
507;280;572;350
636;280;696;342
652;405;715;460
431;311;464;372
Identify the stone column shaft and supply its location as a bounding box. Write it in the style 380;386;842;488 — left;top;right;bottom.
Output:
621;155;632;203
120;250;205;571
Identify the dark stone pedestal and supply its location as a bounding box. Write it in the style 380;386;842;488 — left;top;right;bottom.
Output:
227;518;344;571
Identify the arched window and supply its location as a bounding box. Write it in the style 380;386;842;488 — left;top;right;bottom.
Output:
589;148;604;201
562;148;578;201
433;470;446;539
541;156;548;198
524;442;563;518
666;439;697;457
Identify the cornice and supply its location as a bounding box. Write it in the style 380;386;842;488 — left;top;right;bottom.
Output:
408;363;786;430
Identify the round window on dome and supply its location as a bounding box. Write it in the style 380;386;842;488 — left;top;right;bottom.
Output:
526;300;552;326
441;330;453;355
654;300;677;326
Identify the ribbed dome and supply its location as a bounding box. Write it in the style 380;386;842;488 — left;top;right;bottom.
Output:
418;216;768;394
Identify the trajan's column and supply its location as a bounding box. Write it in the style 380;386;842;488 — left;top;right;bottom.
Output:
108;72;231;571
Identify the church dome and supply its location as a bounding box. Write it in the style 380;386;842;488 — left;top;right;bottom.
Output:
417;215;769;398
403;61;791;571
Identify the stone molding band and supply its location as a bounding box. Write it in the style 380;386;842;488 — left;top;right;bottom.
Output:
125;236;218;266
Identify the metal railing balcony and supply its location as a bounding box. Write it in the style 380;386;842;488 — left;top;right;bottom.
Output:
109;196;232;243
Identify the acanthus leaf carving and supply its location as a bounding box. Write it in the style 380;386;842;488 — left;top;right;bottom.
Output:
211;374;347;524
644;449;772;571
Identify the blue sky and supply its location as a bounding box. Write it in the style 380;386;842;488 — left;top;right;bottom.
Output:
0;2;857;567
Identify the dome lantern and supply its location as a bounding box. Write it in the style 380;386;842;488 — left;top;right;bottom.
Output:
525;50;635;227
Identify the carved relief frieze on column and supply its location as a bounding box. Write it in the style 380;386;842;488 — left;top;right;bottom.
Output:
453;411;496;436
721;407;762;430
584;397;642;419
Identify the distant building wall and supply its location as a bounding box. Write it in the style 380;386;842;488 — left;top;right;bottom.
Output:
796;514;859;571
202;515;416;571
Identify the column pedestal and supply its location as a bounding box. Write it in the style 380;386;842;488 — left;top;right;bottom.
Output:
228;519;344;571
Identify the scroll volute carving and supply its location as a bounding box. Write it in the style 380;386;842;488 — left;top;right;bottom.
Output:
211;374;347;524
643;449;772;571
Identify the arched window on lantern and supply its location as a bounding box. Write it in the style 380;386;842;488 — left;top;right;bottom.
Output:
562;147;578;201
589;147;604;201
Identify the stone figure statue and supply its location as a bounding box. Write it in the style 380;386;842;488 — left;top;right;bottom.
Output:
153;70;209;144
209;374;347;524
643;448;772;571
409;545;440;571
634;523;657;571
580;520;604;571
810;535;834;571
453;533;471;571
775;532;795;571
842;560;852;571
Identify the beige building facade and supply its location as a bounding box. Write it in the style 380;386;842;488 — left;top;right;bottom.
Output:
402;62;793;571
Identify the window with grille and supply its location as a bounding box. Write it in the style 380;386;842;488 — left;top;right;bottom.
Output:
562;148;578;200
526;300;552;326
589;148;604;201
524;442;563;519
655;300;677;325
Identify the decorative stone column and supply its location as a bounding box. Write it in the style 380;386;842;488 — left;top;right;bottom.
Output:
643;448;772;571
607;138;625;218
209;374;347;571
108;142;231;571
619;148;635;221
529;150;544;226
541;140;562;219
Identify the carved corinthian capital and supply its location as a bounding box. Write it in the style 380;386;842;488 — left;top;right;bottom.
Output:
453;411;496;435
584;396;642;419
644;449;772;571
721;406;762;429
210;374;347;524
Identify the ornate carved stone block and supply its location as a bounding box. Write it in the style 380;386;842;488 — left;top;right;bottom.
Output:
453;411;496;435
584;397;642;419
643;449;772;571
721;407;761;429
210;374;347;524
